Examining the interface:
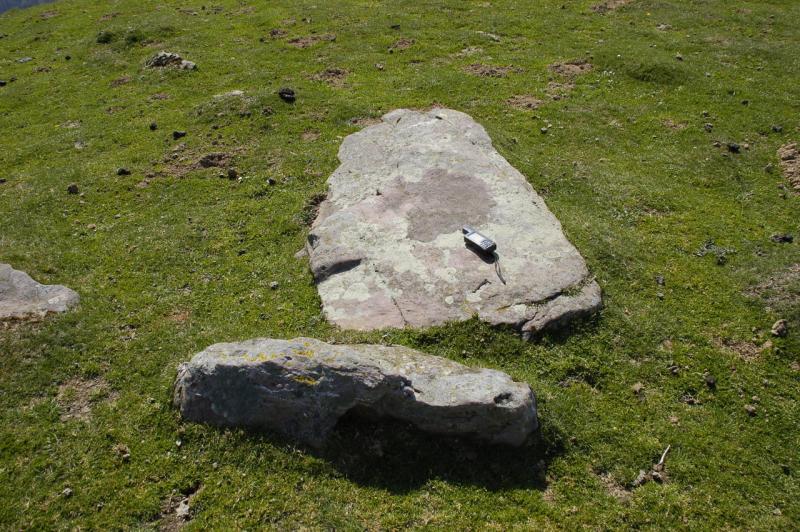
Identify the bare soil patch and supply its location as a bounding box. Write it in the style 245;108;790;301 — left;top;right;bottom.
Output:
546;81;575;100
111;76;131;87
777;143;800;192
507;95;544;111
301;130;321;142
455;46;483;57
549;60;593;78
310;67;348;87
745;263;800;313
158;484;203;531
714;338;770;362
663;119;687;131
592;0;630;13
464;63;521;78
348;116;382;128
56;377;115;422
389;38;415;52
287;34;336;48
598;471;632;501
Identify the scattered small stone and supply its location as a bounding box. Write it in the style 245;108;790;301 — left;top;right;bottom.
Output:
744;404;757;416
388;38;415;53
741;99;749;106
278;87;296;103
727;143;741;153
267;178;277;186
704;373;716;389
226;168;238;180
771;319;788;337
175;499;191;520
631;382;644;395
87;223;97;231
655;274;665;286
704;123;713;132
116;168;131;176
771;125;783;133
62;488;73;498
675;53;683;61
172;130;187;140
146;51;196;70
770;233;793;243
65;55;71;61
375;63;385;70
67;183;79;194
149;122;158;131
269;281;279;290
17;57;33;63
0;178;6;184
540;127;548;134
0;80;6;87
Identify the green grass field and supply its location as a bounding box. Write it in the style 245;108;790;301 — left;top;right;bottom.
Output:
1;0;798;528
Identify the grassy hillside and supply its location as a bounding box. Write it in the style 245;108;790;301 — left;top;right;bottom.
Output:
1;0;798;528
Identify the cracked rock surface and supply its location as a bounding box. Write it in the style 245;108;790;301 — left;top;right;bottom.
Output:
307;108;601;338
174;337;537;447
0;263;79;320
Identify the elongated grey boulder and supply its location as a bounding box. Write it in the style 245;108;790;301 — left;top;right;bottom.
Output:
0;263;79;320
174;337;537;447
306;108;601;339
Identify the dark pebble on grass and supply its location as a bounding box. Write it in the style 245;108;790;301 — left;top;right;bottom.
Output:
0;178;7;184
278;87;296;103
655;274;665;286
67;183;79;194
227;168;238;180
741;99;749;105
770;233;793;243
744;404;757;416
772;125;783;133
267;178;277;185
117;168;131;176
65;55;71;60
149;122;158;131
0;80;6;87
726;142;741;153
173;130;187;140
704;123;713;132
704;373;717;389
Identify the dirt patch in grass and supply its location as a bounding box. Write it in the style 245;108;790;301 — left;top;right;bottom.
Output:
310;67;348;87
663;119;687;131
349;116;382;128
507;95;544;111
777;143;800;192
464;63;521;78
287;33;336;48
158;483;203;531
298;192;327;226
40;10;58;19
197;152;231;169
546;81;575;100
549;60;593;78
301;130;321;142
714;338;770;362
56;377;116;422
150;93;170;101
744;263;800;313
388;38;415;52
455;46;483;57
111;76;131;87
598;471;632;501
592;0;630;13
269;28;288;39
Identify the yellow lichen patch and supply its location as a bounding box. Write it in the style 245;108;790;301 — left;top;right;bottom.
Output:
292;375;319;386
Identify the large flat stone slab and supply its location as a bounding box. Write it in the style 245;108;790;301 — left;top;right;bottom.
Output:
307;108;601;338
174;337;537;447
0;263;79;320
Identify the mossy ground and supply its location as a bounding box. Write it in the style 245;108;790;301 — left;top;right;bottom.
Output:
1;0;798;529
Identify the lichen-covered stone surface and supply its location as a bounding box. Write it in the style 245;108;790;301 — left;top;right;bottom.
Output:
0;263;79;320
174;337;537;447
307;108;601;338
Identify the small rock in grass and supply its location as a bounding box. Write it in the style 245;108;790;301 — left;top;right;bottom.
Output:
675;53;683;61
269;281;279;290
704;123;713;132
744;404;757;416
149;122;158;131
278;87;296;103
0;80;6;87
267;178;277;185
175;498;191;520
117;168;131;176
17;57;32;63
0;178;6;184
172;130;187;140
704;373;716;389
67;183;79;194
770;233;793;244
62;488;73;498
771;319;788;338
226;168;238;180
772;125;783;133
726;143;741;153
631;382;644;395
540;127;548;134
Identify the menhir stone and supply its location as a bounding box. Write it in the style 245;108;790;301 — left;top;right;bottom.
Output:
174;337;537;447
0;263;79;320
306;108;601;339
